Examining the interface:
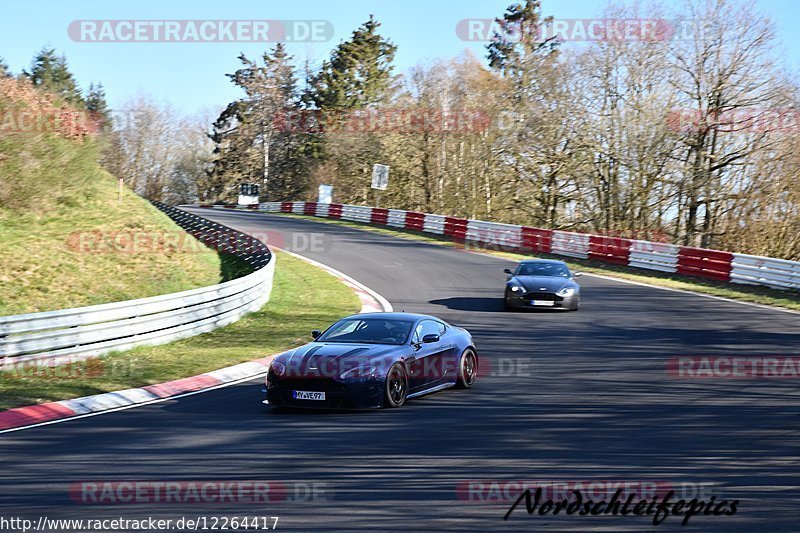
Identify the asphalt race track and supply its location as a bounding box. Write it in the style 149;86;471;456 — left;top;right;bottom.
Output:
2;208;799;532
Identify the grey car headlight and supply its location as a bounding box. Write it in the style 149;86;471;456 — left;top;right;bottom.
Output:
557;287;575;297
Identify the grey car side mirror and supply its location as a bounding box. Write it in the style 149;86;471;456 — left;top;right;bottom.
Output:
574;272;582;277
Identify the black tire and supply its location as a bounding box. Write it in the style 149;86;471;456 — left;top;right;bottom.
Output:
456;348;478;389
384;363;408;408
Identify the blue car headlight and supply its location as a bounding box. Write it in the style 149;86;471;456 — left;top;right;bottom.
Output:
339;364;379;380
270;360;286;377
510;285;524;293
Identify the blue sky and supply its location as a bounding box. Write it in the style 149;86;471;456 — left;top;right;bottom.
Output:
1;0;798;114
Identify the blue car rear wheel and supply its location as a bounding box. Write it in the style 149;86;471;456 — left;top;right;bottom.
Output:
456;349;477;389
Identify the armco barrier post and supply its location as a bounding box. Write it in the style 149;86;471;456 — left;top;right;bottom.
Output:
371;208;389;225
444;217;468;242
405;212;425;231
328;204;343;218
521;227;552;253
677;247;733;281
588;235;632;265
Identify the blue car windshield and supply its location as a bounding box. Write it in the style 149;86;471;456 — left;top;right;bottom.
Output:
517;263;570;277
317;318;414;345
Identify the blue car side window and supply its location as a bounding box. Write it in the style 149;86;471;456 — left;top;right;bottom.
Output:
411;323;422;344
420;321;440;338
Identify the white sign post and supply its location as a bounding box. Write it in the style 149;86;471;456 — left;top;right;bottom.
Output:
371;164;389;207
237;183;259;206
318;184;333;204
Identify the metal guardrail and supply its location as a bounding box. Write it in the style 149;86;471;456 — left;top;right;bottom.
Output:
241;200;800;292
629;241;680;273
731;253;800;290
551;230;591;259
0;203;275;365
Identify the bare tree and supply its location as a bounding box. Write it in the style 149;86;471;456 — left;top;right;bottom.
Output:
669;0;790;246
102;95;213;202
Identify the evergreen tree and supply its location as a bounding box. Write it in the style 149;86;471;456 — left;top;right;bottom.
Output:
24;47;84;106
305;16;398;203
85;82;110;129
85;82;109;116
206;44;310;202
487;0;558;75
486;1;567;225
309;15;397;110
0;57;9;77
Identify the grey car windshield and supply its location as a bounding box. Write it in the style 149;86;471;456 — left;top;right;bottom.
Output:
517;263;570;277
318;318;414;345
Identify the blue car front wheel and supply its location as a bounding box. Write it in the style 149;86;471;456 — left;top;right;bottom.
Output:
384;363;408;408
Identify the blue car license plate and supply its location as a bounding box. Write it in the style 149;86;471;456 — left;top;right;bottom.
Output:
292;390;325;400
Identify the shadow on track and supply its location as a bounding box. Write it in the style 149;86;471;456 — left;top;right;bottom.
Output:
428;297;504;312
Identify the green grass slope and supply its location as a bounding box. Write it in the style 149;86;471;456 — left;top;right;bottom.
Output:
0;250;361;410
0;92;221;315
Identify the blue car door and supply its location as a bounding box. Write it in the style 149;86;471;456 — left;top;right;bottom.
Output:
408;320;452;392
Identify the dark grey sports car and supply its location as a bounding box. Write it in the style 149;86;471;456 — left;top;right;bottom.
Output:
503;259;581;311
264;312;478;409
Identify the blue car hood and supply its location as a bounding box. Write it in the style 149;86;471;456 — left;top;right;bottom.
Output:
276;342;406;373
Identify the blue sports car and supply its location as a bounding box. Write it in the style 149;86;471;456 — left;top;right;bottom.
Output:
264;312;478;409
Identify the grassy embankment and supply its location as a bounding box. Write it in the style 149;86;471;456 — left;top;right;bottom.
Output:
0;82;221;314
0;250;359;410
0;79;360;409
